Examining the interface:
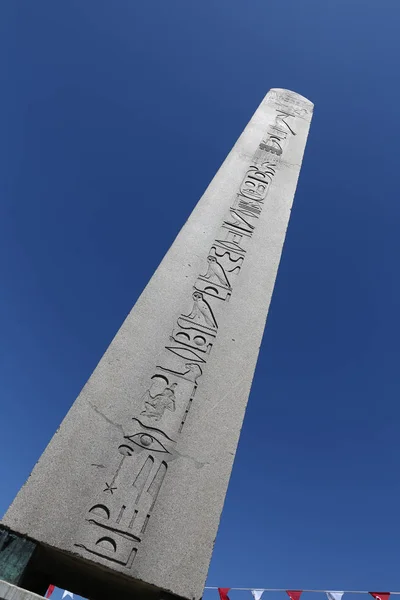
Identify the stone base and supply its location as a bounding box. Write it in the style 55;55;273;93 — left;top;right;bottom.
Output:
0;527;186;600
0;580;180;600
0;580;45;600
0;529;47;596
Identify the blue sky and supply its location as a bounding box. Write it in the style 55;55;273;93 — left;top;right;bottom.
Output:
2;1;400;599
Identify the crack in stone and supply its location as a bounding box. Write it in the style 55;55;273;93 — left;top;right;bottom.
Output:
87;401;125;436
173;450;210;469
172;449;229;470
86;402;226;469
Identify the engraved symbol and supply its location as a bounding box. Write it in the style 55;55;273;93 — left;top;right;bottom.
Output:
158;362;202;383
140;381;177;421
124;432;170;454
275;92;309;116
180;362;202;382
249;164;276;182
118;444;134;456
202;255;231;288
186;291;217;329
259;136;283;156
238;198;261;216
104;482;117;494
140;434;152;447
211;247;244;274
259;160;277;172
102;449;132;497
275;111;296;135
89;504;110;519
225;209;255;234
76;109;289;567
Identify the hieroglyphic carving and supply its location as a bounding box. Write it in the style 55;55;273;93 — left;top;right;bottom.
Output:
267;90;312;117
170;318;216;355
185;291;218;328
202;255;231;288
75;101;299;566
140;378;177;421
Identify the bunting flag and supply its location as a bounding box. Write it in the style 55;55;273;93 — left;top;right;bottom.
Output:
45;585;55;598
218;588;231;600
286;591;303;600
327;592;344;600
370;593;390;600
62;592;74;599
251;591;265;600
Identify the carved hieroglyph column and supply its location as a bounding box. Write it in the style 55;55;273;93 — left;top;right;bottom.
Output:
2;89;313;599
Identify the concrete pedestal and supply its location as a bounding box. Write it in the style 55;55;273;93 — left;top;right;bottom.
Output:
0;581;45;600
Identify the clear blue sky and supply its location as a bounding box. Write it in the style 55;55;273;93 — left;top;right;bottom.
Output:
1;1;400;599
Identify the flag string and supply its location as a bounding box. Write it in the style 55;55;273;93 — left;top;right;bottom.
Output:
205;590;400;594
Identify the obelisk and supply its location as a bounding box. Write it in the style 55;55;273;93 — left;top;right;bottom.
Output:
1;89;313;600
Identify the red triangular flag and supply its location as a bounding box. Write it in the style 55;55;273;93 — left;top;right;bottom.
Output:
370;593;390;600
286;591;303;600
45;585;55;598
218;588;231;600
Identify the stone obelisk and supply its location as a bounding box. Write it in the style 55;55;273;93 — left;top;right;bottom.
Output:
1;89;313;600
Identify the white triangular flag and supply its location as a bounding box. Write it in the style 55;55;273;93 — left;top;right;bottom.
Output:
251;591;264;600
62;592;74;599
326;592;344;600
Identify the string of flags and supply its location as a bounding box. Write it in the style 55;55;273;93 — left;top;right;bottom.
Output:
213;590;394;600
44;588;396;600
45;588;74;598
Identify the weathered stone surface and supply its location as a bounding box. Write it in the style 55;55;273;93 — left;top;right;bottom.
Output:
0;581;44;600
2;89;313;600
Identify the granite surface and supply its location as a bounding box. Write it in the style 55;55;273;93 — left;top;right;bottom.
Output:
0;581;45;600
2;89;313;600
